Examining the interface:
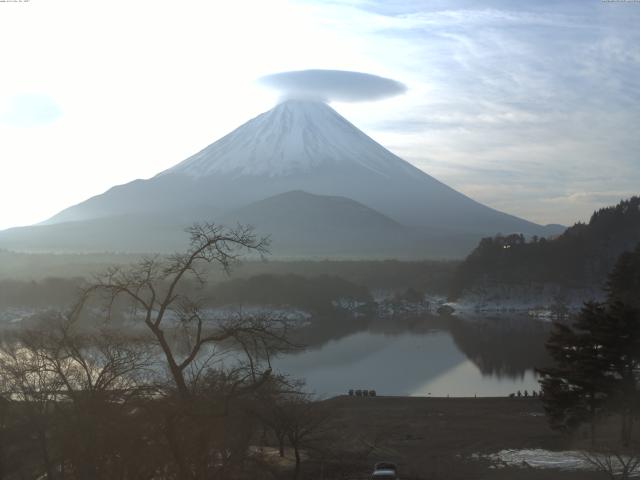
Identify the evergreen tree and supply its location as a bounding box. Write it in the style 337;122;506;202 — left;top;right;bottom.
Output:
538;244;640;445
538;303;611;438
607;244;640;309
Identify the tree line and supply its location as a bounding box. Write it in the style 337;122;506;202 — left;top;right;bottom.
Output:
0;264;448;316
450;196;640;299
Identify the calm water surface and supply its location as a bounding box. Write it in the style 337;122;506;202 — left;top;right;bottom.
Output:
273;321;544;397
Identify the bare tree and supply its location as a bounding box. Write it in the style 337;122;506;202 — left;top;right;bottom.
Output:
83;223;287;400
74;223;300;479
0;330;63;479
281;395;331;480
0;224;303;479
248;375;306;458
0;311;156;480
582;447;640;479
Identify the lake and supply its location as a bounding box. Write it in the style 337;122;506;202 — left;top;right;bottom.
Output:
0;308;550;398
273;316;548;397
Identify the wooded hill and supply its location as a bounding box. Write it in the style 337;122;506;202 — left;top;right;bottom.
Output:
450;196;640;299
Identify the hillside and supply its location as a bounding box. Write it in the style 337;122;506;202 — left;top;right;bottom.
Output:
449;196;640;299
219;190;425;258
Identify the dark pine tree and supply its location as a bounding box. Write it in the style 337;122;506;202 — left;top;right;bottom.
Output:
538;244;640;445
606;243;640;309
538;303;612;440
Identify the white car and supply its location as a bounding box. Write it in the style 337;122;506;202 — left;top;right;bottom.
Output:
371;469;397;479
372;462;398;479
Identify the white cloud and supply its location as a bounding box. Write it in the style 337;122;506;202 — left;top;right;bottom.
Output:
259;69;406;102
0;94;62;127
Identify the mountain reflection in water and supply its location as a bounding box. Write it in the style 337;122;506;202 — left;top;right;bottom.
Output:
274;315;550;397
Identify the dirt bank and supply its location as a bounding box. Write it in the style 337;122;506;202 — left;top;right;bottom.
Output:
322;396;602;479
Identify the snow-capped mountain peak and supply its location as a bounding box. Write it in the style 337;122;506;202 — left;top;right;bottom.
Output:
163;99;418;178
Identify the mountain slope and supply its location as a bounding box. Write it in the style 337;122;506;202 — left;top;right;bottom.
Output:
0;190;481;258
164;98;420;178
2;99;562;257
0;191;426;257
44;100;552;236
0;214;191;253
219;190;424;258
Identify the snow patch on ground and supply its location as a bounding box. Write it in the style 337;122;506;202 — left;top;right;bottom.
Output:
0;307;45;325
480;449;640;475
201;306;311;323
450;284;605;319
486;449;589;470
117;305;312;329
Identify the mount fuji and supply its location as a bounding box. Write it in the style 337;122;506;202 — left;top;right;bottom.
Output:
0;99;562;257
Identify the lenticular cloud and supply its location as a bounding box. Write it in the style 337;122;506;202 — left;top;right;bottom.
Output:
259;69;407;103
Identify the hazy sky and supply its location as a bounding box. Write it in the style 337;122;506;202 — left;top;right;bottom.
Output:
0;0;638;230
